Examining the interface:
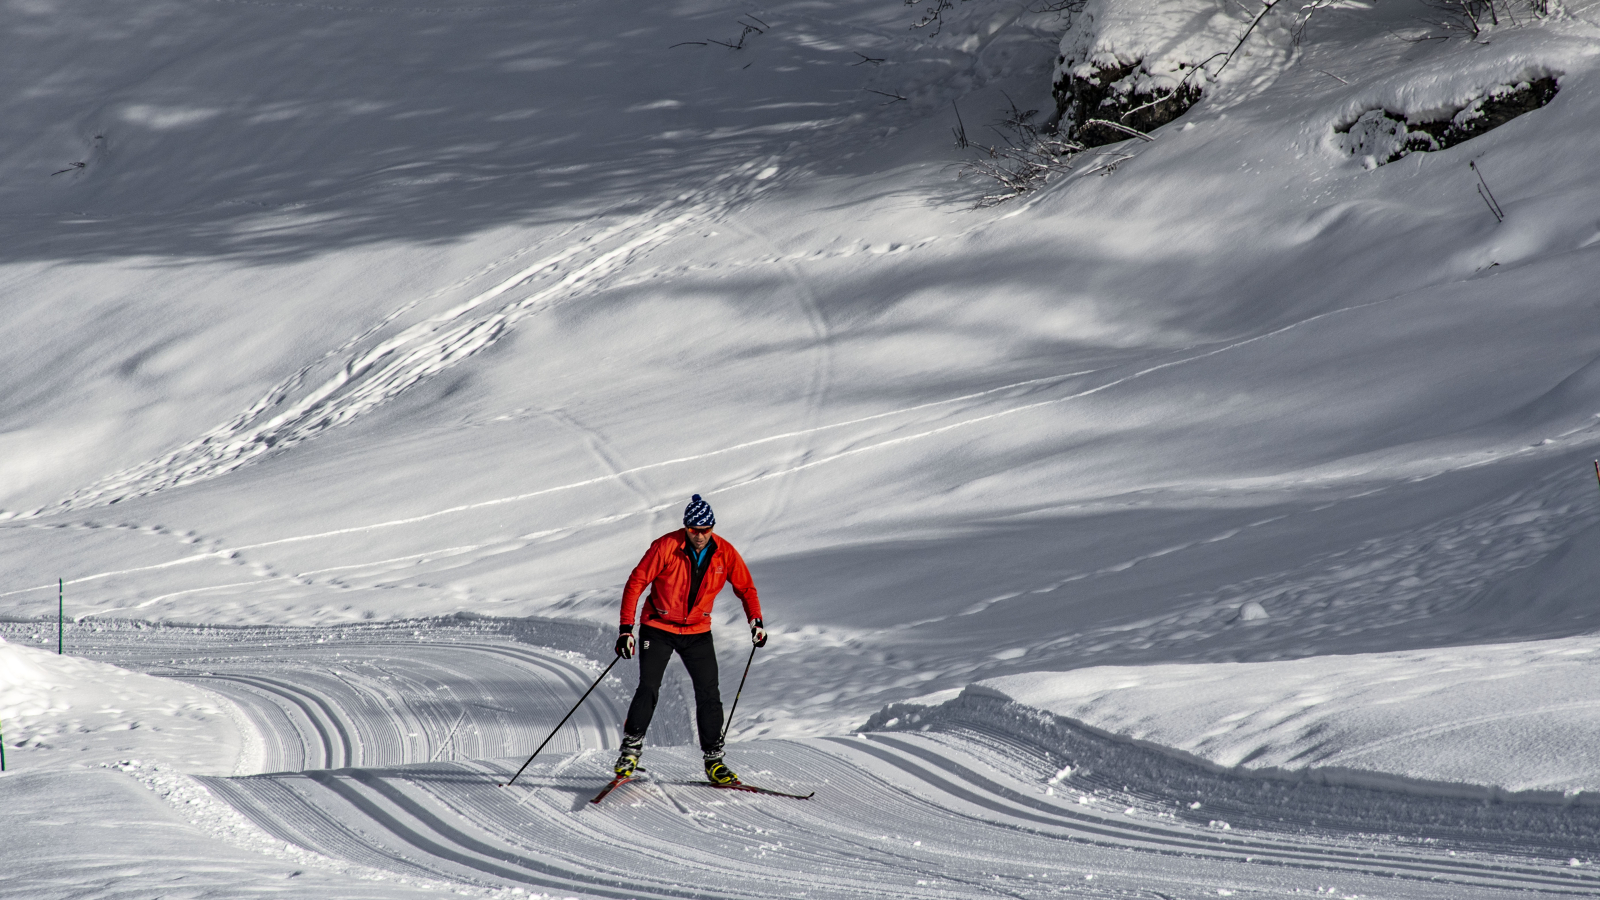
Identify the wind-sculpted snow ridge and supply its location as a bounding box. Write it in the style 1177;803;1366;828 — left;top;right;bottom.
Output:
44;163;782;517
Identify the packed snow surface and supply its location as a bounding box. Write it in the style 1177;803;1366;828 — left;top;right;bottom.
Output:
6;621;1597;900
978;636;1600;795
3;0;1600;895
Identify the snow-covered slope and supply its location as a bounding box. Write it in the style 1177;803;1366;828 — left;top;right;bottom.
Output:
970;636;1600;795
0;634;243;774
3;0;1600;894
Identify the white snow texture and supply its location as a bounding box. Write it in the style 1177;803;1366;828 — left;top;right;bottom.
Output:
3;0;1600;896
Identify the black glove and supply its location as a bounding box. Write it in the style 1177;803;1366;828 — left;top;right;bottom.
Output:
750;618;767;648
616;625;635;659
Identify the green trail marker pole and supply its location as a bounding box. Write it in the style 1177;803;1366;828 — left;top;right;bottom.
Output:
58;578;64;655
1;717;7;771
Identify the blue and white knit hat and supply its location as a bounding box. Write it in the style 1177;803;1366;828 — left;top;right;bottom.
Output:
683;494;715;528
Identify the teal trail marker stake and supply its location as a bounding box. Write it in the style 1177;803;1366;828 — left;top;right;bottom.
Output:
58;578;64;655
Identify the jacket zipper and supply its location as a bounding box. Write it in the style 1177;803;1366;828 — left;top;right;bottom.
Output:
681;538;716;621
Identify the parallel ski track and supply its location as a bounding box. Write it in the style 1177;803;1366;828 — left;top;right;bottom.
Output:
116;635;626;773
199;736;1600;900
194;673;352;769
828;735;1599;894
48;625;1600;898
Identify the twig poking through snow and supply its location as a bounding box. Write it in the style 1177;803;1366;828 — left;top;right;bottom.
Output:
1086;152;1138;176
960;97;1085;206
867;89;907;104
1082;119;1156;142
1471;160;1504;222
681;16;768;51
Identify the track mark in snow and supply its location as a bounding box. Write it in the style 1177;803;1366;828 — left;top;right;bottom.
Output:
1027;463;1600;663
44;622;1598;899
206;734;1600;899
724;214;836;542
42;161;787;517
46;626;626;774
540;408;660;521
0;365;1105;599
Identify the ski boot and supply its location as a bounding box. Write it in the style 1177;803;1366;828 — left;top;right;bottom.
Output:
614;733;644;778
704;750;739;785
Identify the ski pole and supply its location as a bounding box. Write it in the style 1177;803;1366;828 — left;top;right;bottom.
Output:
499;654;620;788
719;643;758;748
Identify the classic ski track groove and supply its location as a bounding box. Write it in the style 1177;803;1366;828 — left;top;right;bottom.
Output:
41;625;1599;899
130;635;625;772
833;735;1597;893
206;738;1600;899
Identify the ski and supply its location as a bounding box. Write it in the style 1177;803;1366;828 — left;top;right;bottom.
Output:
703;780;814;800
590;775;637;804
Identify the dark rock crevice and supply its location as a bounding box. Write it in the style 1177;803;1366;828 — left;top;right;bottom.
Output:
1053;58;1203;147
1337;76;1558;167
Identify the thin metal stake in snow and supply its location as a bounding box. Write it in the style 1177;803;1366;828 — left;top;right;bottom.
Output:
58;578;63;655
1471;161;1504;223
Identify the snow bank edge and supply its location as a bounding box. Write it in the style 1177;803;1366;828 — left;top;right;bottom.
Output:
861;685;1600;808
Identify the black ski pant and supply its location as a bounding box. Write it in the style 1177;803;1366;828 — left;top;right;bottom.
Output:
623;625;724;755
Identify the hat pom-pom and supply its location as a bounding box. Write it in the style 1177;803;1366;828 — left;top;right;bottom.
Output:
691;494;702;502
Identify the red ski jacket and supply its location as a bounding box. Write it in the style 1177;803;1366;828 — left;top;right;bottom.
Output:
620;530;762;635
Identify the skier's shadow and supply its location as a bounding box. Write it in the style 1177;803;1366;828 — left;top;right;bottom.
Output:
475;775;619;812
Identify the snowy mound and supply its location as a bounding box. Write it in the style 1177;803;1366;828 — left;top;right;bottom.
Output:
962;636;1600;796
0;636;243;774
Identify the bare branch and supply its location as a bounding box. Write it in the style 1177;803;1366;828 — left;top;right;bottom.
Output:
905;0;960;35
1081;119;1156;141
1212;0;1288;77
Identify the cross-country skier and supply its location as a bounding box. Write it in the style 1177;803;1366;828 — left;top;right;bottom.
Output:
613;494;766;785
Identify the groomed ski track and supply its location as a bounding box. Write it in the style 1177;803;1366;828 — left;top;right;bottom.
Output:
22;622;1599;900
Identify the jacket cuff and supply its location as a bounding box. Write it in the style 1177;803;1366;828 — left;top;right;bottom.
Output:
619;624;634;634
749;618;763;628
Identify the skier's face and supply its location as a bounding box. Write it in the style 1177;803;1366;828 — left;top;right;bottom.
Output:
686;526;713;551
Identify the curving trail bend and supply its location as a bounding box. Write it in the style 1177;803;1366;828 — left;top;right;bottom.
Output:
43;622;1600;900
